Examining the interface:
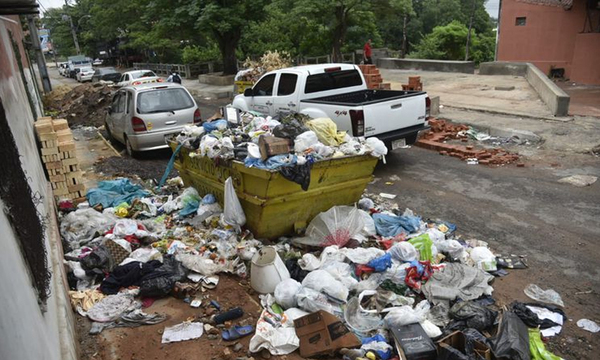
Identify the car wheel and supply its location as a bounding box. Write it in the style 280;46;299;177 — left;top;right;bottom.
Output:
125;136;138;158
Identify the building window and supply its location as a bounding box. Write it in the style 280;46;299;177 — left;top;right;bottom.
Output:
516;17;527;26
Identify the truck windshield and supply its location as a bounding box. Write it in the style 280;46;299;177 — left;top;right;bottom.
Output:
137;88;194;114
304;69;363;94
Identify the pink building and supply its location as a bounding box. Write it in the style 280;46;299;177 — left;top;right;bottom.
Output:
497;0;600;85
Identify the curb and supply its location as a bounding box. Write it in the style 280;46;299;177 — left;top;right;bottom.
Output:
442;104;573;123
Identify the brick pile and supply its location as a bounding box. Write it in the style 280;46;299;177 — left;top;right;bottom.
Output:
402;76;423;91
34;117;85;201
358;64;391;90
416;118;520;165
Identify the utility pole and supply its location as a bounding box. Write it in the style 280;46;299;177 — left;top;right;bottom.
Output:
64;0;80;54
27;15;52;93
402;14;408;58
465;0;477;61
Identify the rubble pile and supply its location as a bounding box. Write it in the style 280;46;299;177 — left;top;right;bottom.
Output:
417;118;520;165
46;83;114;127
236;51;293;83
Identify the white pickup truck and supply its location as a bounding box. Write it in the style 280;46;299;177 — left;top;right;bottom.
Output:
232;63;430;149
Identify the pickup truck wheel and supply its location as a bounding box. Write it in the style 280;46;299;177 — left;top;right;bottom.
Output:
125;136;138;158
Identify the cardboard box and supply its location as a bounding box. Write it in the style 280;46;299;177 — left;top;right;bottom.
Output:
390;323;437;360
294;310;361;358
437;331;494;360
258;135;292;161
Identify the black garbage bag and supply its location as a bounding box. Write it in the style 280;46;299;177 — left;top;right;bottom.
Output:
449;301;497;331
273;118;309;140
100;260;163;295
510;301;566;329
285;258;309;282
491;311;530;360
280;162;312;191
139;255;188;298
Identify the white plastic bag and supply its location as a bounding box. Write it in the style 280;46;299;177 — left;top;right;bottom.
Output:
384;300;430;328
388;242;418;262
321;261;358;290
295;287;340;314
274;279;302;309
341;247;385;264
121;248;163;265
355;210;376;242
470;247;497;271
196;202;222;222
365;137;388;157
247;143;261;159
222;177;246;231
177;253;227;276
294;131;319;153
302;269;349;302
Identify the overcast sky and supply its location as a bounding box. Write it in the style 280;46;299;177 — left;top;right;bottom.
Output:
38;0;500;20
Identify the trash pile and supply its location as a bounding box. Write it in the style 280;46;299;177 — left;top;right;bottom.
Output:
173;110;388;176
45;83;114;127
235;50;293;83
59;171;585;359
417;119;521;166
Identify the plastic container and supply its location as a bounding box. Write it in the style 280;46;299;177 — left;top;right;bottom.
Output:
250;247;290;294
169;141;378;239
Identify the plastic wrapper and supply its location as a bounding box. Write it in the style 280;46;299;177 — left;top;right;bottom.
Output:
524;284;564;307
293;131;319;153
389;241;419;262
470;246;497;271
577;319;600;333
529;328;562;360
176;253;228;276
60;208;118;246
274;278;302;309
302;206;364;247
222;177;246;231
339;139;366;156
302;269;348;302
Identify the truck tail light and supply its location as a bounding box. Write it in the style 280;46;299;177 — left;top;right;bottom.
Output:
131;117;147;132
425;96;431;118
350;110;365;137
193;108;201;124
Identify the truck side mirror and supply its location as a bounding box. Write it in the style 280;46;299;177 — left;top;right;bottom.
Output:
244;88;254;97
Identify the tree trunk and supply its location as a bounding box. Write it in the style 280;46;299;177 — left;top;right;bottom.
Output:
402;14;408;58
215;31;240;75
331;5;347;63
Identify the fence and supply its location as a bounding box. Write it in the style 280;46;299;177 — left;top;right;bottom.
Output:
132;62;223;79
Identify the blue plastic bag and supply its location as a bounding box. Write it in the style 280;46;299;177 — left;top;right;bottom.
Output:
87;178;150;208
372;213;421;237
367;253;392;272
202;194;216;205
202;119;228;132
244;154;297;170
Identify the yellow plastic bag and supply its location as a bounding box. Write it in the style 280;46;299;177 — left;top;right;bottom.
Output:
306;118;346;146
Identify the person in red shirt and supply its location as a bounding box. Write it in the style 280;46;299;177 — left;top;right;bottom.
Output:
363;39;372;64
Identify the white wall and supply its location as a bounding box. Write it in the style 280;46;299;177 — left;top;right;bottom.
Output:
0;16;77;360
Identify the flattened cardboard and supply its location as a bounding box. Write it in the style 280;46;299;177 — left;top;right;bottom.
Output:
294;310;361;357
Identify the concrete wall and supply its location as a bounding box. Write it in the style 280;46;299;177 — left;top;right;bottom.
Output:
497;0;600;84
378;58;475;74
479;61;570;116
0;15;77;360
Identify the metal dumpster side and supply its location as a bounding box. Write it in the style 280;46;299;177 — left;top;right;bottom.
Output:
170;142;378;238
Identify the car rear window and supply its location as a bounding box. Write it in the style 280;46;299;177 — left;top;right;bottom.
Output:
133;71;156;79
137;88;194;114
304;69;363;94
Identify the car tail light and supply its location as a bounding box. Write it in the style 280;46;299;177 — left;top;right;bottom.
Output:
325;67;342;73
157;78;164;82
193;108;201;124
350;110;365;137
131;117;147;132
425;96;431;109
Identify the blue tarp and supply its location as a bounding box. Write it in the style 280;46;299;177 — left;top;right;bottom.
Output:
86;178;150;208
372;213;421;237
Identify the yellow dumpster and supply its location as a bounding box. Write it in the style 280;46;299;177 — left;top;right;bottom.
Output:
169;141;378;239
234;81;254;94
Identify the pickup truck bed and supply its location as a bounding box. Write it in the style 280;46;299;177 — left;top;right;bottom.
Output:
302;89;426;106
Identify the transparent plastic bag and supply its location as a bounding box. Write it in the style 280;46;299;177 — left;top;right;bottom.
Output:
222;177;246;231
303;206;364;247
344;296;382;336
365;137;388;157
274;279;302;309
524;284;564;307
384;300;430;328
295;287;339;314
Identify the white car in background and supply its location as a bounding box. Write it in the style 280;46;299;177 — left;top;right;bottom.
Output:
76;66;95;82
116;70;159;87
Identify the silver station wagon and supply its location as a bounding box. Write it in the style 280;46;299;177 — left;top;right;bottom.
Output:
105;81;201;156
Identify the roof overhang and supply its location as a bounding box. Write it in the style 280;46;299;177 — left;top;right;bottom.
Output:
0;0;39;15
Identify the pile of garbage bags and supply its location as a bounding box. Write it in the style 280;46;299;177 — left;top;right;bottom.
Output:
60;176;572;360
174;110;388;181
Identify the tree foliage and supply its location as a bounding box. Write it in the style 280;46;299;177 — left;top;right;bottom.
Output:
42;0;495;70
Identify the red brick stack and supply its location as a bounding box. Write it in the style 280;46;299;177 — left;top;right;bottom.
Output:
358;64;391;90
416;118;520;165
402;76;423;91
